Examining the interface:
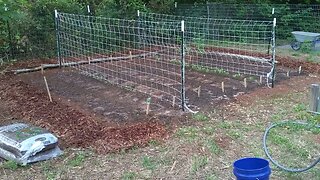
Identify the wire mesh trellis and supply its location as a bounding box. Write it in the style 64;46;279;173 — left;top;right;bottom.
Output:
56;12;186;108
139;12;276;84
174;3;320;44
55;10;276;111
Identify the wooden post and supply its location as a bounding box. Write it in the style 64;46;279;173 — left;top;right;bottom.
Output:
146;104;150;115
197;86;201;97
129;51;132;61
310;84;320;113
298;66;302;74
244;78;247;89
41;64;44;74
44;76;53;102
172;96;176;107
88;57;91;64
221;82;225;93
146;97;151;115
259;75;263;84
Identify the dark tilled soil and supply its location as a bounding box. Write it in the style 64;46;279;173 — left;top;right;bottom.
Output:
0;50;318;153
0;74;172;153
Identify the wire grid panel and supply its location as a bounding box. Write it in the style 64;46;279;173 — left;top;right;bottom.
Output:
175;3;274;20
56;12;183;103
140;12;274;77
174;3;320;41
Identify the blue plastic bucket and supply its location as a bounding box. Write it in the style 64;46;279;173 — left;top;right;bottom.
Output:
233;157;271;180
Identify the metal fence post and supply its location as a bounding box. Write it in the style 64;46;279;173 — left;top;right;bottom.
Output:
181;20;186;111
87;5;94;58
206;1;210;39
137;10;141;47
268;8;275;55
206;1;210;18
271;18;276;88
55;10;62;67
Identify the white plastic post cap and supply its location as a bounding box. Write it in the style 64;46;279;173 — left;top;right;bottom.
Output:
181;20;185;32
87;5;90;13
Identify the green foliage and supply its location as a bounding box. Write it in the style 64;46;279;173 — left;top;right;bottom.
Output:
175;126;199;142
1;0;320;62
188;64;229;76
68;152;86;167
121;171;138;180
96;0;147;18
0;0;83;60
205;139;221;154
1;160;19;170
141;156;157;171
192;112;209;122
42;163;58;180
191;155;208;173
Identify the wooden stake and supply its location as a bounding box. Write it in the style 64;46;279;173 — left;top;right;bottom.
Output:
41;64;44;74
172;96;176;107
287;70;290;77
44;76;52;102
146;103;150;115
221;82;225;93
129;51;132;61
298;66;302;74
170;161;177;171
244;78;247;88
88;57;91;64
146;97;151;115
197;86;201;97
259;76;263;84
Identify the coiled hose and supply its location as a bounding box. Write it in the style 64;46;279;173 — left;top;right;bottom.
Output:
263;120;320;172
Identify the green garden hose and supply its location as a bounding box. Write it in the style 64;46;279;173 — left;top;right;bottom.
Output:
263;120;320;172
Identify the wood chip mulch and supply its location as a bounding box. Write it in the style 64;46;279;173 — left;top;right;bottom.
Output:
0;76;168;153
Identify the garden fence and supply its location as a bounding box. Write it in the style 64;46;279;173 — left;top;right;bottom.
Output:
55;11;276;111
174;3;320;45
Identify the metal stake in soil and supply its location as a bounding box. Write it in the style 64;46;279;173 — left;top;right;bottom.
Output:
271;18;277;88
180;20;186;111
55;10;62;67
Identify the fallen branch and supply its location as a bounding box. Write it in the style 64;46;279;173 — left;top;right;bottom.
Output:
11;52;158;74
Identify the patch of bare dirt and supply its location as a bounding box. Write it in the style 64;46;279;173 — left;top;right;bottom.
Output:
233;75;318;106
0;75;169;153
277;55;320;74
